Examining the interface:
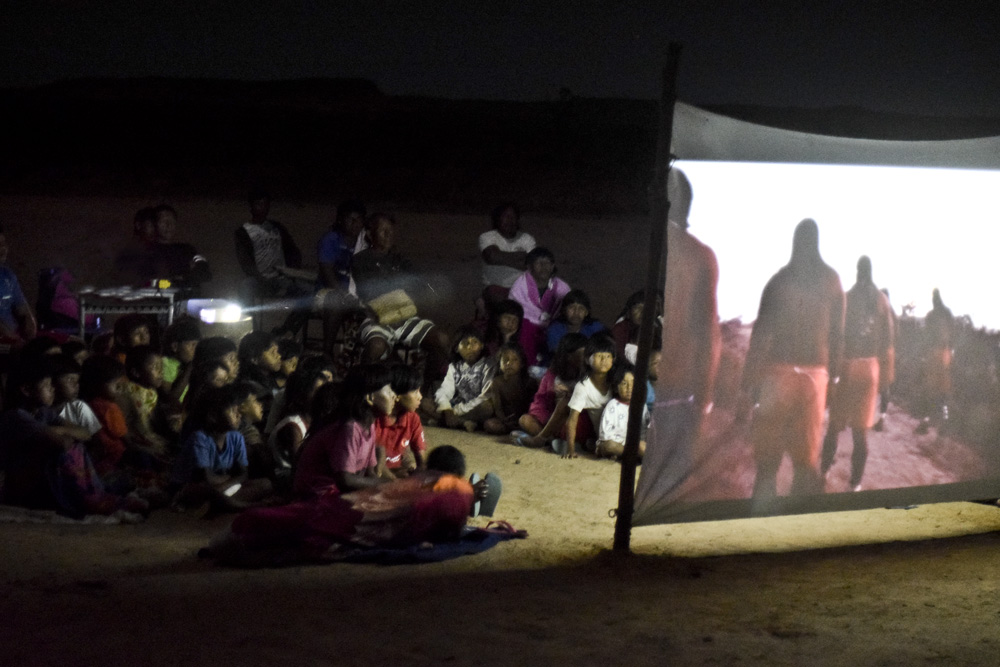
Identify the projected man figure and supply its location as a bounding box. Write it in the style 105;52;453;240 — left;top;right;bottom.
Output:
820;256;894;491
741;219;844;499
915;288;954;434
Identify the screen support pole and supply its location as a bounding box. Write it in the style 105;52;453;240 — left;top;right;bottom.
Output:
613;43;682;553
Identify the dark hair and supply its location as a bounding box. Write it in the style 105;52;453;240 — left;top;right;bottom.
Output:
163;317;202;350
152;203;177;220
277;338;303;361
193;336;238;367
90;332;115;357
125;344;160;378
238;331;276;365
450;325;485;363
297;352;335;377
113;314;152;348
335;199;367;227
309;382;342;432
617;290;663;323
61;339;87;360
426;445;466;476
490;202;520;230
389;364;423;395
233;380;269;403
584;333;616;363
525;246;555;268
496;341;529;384
608;360;636;391
335;364;392;426
549;332;588;381
80;355;126;401
188;385;241;435
50;354;82;379
184;360;230;410
5;356;56;408
19;335;62;361
556;289;594;324
283;366;329;418
485;299;523;347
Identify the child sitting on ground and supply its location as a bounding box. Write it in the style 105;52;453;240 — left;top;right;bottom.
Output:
482;299;523;358
52;355;102;438
233;380;273;479
80;355;130;479
484;342;534;435
375;364;428;477
237;331;282;421
120;344;171;461
422;325;496;432
596;360;649;460
161;317;202;403
268;365;330;472
513;332;588;448
559;333;617;459
275;338;302;389
171;385;274;515
112;314;154;364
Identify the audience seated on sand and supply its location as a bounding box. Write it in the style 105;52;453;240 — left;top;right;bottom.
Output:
171;385;274;516
269;364;331;473
0;357;147;519
483;341;535;435
422;325;496;433
351;212;449;381
234;187;311;336
595;360;649;461
558;333;616;459
293;364;396;497
513;332;588;449
545;288;606;366
478;202;536;319
508;246;571;374
482;298;523;359
148;204;212;295
0;223;38;351
375;364;428;477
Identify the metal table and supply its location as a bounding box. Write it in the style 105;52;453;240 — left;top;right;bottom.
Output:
77;288;179;339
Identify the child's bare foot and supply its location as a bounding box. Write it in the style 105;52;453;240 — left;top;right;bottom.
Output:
463;420;477;433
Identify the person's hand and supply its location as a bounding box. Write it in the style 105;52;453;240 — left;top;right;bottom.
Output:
473;478;490;500
561;444;578;459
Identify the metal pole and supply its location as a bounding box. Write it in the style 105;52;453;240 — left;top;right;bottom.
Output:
613;43;682;553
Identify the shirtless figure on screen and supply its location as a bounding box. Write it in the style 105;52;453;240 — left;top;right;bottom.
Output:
741;219;844;499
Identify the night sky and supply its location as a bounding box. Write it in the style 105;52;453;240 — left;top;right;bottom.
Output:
4;0;1000;115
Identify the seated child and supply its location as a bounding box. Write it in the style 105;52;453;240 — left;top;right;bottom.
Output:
171;385;274;515
375;364;428;477
484;342;534;435
596;361;649;460
112;314;154;364
233;380;273;479
275;338;302;389
161;317;202;403
120;345;171;460
422;325;496;432
482;299;523;358
0;357;146;519
80;355;130;478
237;331;282;421
193;336;240;382
268;365;330;472
514;332;588;448
559;333;616;459
52;355;102;438
61;339;89;367
544;289;606;366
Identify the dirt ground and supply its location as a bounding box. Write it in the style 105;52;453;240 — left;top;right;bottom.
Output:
2;195;1000;665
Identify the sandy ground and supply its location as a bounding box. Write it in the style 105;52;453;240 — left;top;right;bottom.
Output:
2;195;1000;665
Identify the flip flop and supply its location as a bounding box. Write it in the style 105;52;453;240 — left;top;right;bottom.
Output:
469;473;482;517
511;430;533;447
550;439;568;456
479;472;502;517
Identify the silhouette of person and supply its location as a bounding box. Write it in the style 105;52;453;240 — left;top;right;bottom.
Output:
915;288;954;433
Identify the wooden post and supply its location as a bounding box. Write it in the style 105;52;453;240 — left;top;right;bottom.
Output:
613;43;682;553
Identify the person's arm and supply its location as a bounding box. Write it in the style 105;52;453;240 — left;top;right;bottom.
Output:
276;221;302;269
691;249;721;413
50;421;93;444
563;409;581;459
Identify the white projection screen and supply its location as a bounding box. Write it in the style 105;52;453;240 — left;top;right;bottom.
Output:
633;102;1000;525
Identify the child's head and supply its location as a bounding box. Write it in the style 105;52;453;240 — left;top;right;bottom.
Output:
125;345;164;389
451;325;485;365
277;338;303;378
7;357;56;409
61;340;89;367
152;204;178;243
163;317;202;364
337;363;395;425
190;385;243;435
297;352;336;384
497;341;527;380
233;380;269;425
426;445;466;476
609;360;637;403
189;361;231;397
51;355;83;403
90;332;115;357
367;213;396;252
239;331;281;373
335;199;367;238
490;202;520;238
80;355;127;402
114;315;152;351
389;364;423;414
619;290;662;331
20;335;62;361
283;366;330;417
559;289;593;327
550;332;588;382
584;333;616;375
488;299;523;342
194;336;240;382
525;247;556;285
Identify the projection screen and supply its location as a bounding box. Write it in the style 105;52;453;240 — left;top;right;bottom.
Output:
632;102;1000;525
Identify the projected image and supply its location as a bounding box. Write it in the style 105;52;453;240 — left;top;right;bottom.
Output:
635;160;1000;521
